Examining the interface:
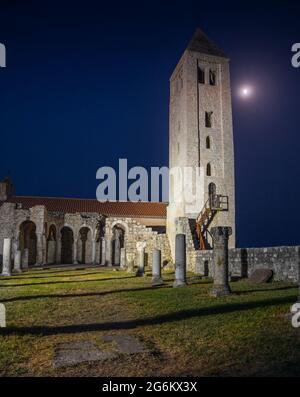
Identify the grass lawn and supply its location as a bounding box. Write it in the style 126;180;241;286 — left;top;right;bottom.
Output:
0;266;299;377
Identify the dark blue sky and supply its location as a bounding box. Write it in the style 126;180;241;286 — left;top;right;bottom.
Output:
0;0;300;248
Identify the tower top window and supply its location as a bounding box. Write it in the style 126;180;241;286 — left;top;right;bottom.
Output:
198;67;205;84
209;70;216;86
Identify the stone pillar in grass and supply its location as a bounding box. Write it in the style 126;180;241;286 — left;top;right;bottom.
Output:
22;248;29;269
73;238;78;264
2;238;12;276
136;242;146;276
56;237;61;264
210;226;232;297
120;247;126;269
100;237;105;265
105;233;113;266
92;238;97;265
152;248;163;286
0;304;6;328
126;252;135;273
14;249;22;273
173;234;187;288
35;232;44;266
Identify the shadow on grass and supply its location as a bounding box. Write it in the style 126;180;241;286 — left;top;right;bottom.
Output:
0;295;295;336
4;271;115;280
234;286;297;295
0;284;172;303
0;275;136;287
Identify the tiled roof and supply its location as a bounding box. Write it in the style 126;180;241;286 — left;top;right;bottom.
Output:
7;196;167;218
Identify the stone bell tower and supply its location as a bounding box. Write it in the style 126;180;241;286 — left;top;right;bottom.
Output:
167;29;236;257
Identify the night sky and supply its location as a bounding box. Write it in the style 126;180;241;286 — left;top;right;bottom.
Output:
0;0;300;248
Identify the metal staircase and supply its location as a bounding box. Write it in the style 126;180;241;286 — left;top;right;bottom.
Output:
196;194;228;250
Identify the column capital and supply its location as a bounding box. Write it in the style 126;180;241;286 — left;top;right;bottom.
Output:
211;227;232;243
136;241;146;251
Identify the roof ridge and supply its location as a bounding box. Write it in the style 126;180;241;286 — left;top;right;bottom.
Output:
12;195;168;205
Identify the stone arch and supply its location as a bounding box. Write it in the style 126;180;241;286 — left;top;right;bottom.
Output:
60;226;74;264
110;220;129;235
112;224;125;266
19;220;37;266
46;224;57;264
78;226;93;264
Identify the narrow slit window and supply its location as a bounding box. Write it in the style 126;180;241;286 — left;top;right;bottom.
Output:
206;136;211;149
206;163;211;176
205;111;213;128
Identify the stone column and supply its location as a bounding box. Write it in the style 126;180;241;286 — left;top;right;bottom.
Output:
14;250;22;273
173;234;187;288
42;234;47;264
0;304;6;328
209;226;232;297
101;237;106;265
35;232;43;266
120;247;126;269
136;242;146;277
92;238;97;265
56;237;61;264
73;238;78;264
114;235;121;266
152;248;163;286
47;240;56;264
2;238;12;276
14;231;20;256
126;252;135;273
105;234;113;266
22;248;29;269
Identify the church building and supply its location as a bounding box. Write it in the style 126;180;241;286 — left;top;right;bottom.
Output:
0;29;236;273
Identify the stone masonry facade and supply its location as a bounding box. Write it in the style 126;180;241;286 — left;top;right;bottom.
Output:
0;29;299;284
0;199;172;271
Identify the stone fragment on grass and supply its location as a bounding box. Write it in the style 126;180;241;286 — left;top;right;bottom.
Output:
249;269;273;284
103;334;148;354
53;334;148;368
53;340;116;368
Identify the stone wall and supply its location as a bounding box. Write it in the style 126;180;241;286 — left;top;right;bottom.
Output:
194;246;300;283
105;217;172;269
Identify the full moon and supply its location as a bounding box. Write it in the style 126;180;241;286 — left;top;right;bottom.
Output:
240;86;252;98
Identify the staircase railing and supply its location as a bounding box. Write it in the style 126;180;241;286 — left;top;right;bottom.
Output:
196;194;228;250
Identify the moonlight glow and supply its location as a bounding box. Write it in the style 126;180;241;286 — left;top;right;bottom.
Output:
240;86;253;98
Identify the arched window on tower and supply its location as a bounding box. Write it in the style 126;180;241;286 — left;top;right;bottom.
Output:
206;163;212;177
209;70;216;86
208;182;216;196
206;136;211;149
